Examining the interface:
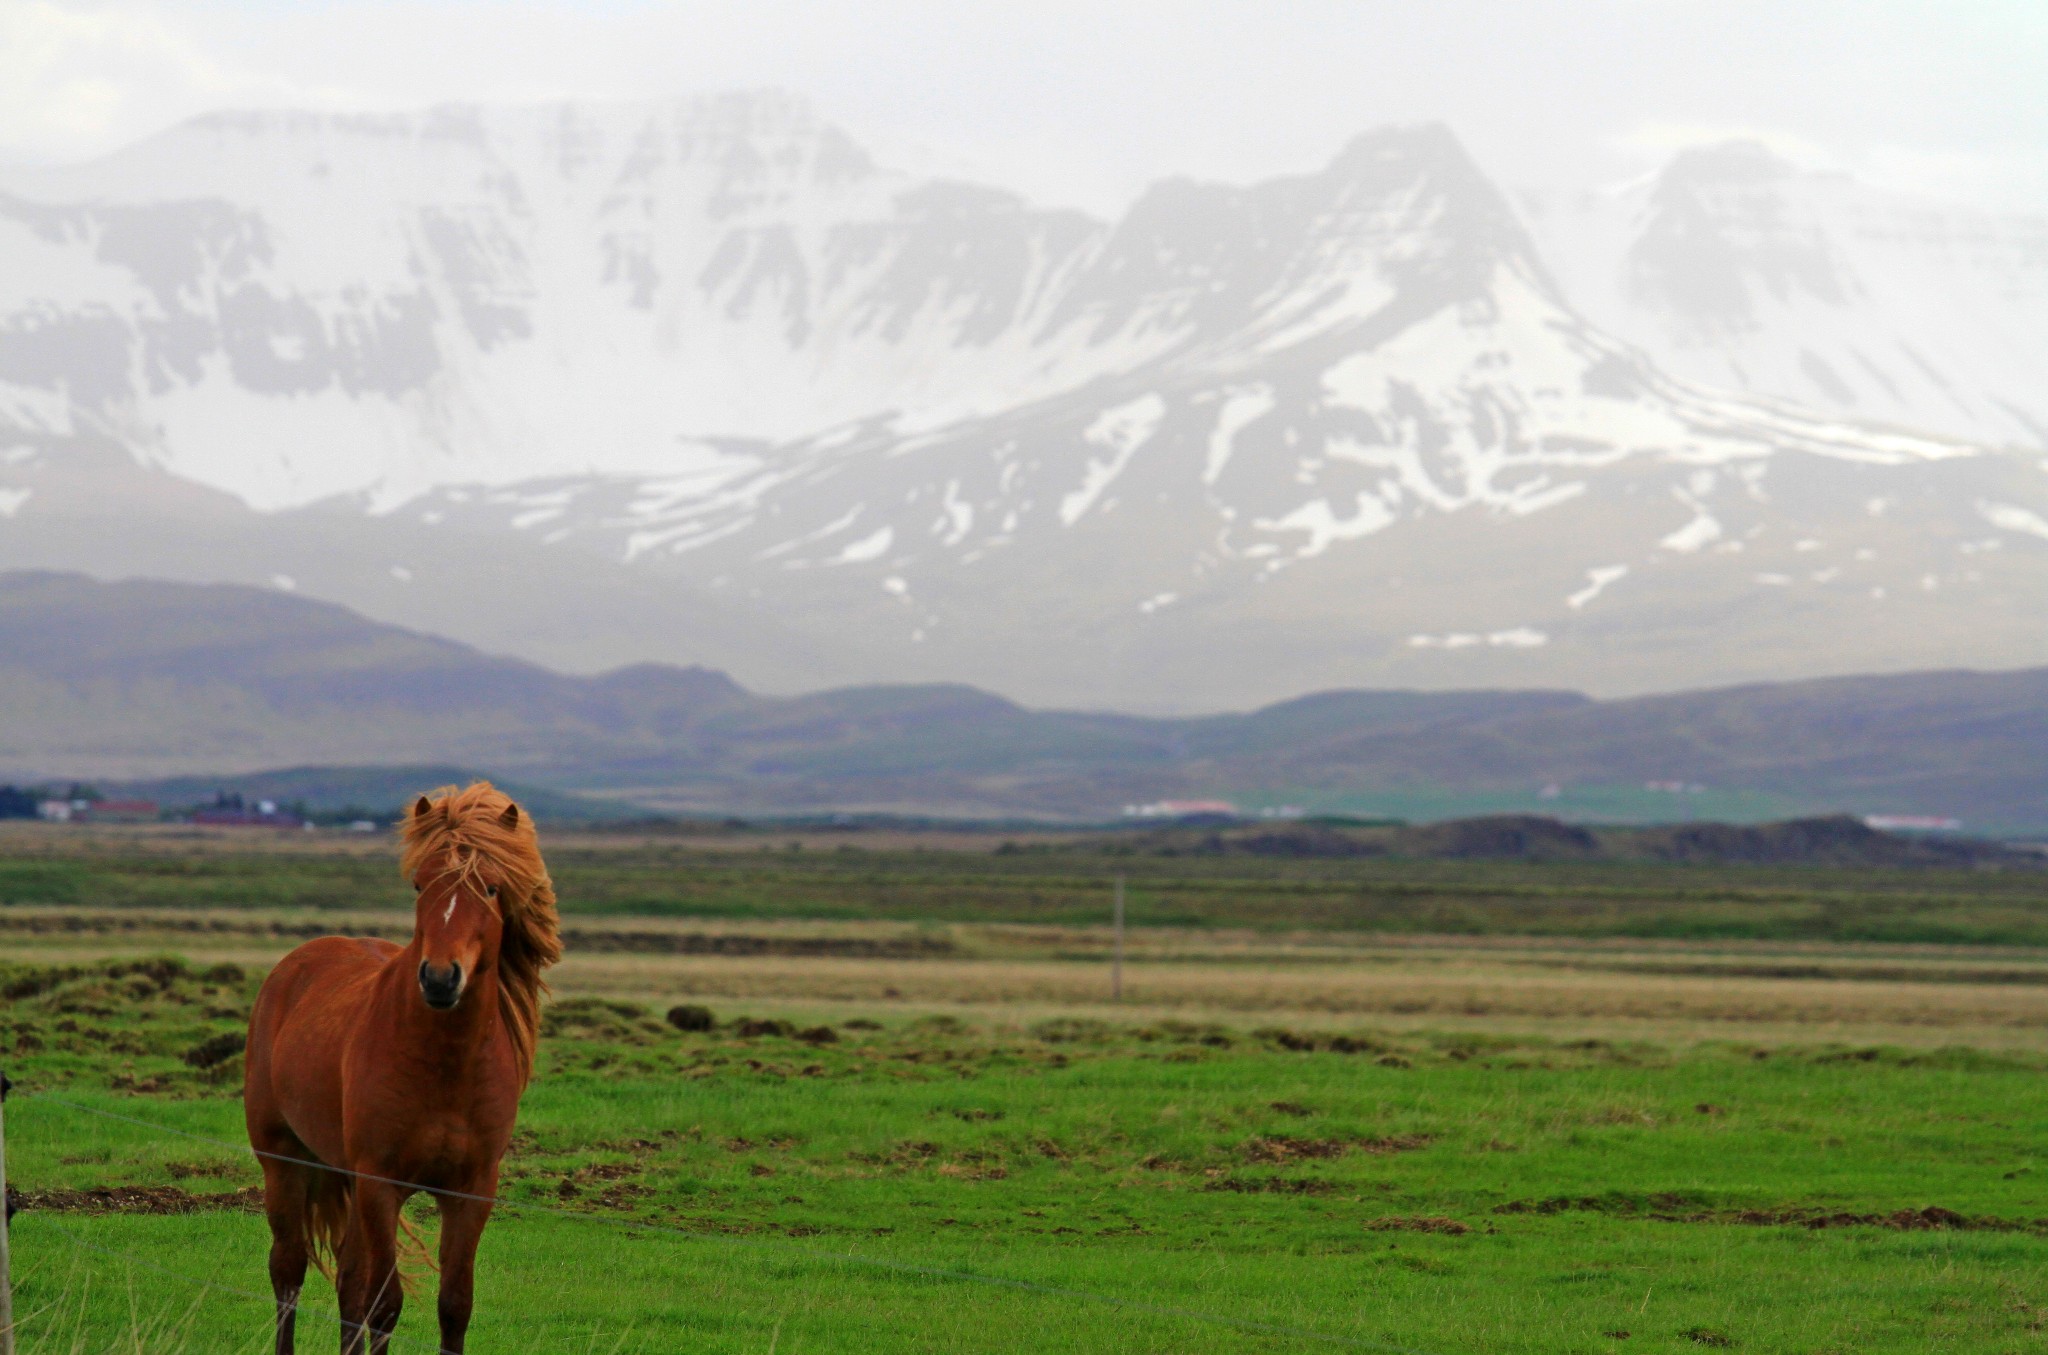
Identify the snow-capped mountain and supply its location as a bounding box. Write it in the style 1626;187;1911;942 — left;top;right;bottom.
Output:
1;96;2044;711
0;93;1151;510
1521;142;2048;452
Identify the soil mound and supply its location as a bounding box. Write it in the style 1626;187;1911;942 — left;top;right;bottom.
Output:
1395;815;1599;860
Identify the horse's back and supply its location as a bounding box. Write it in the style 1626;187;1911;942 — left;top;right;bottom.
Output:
246;935;399;1161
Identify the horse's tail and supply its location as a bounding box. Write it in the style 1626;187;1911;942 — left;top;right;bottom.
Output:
301;1168;438;1295
302;1168;352;1281
396;1211;438;1291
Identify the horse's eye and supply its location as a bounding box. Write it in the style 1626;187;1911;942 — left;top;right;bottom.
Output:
413;882;423;893
486;886;499;898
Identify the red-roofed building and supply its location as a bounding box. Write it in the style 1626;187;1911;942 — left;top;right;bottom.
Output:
83;799;159;822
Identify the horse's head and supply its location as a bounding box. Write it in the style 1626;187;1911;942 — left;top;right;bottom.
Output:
407;794;520;1011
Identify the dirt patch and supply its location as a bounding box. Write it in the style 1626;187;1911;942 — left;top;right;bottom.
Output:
1679;1326;1736;1347
850;1140;1012;1181
1252;1027;1390;1055
165;1160;246;1180
1244;1135;1348;1163
1736;1205;2025;1231
586;1183;654;1210
1243;1134;1430;1164
15;1185;263;1214
935;1162;1008;1181
1203;1176;1338;1195
1366;1215;1471;1235
1493;1195;2047;1233
0;913;953;959
541;998;666;1040
183;1031;246;1069
562;929;955;959
577;1162;641;1183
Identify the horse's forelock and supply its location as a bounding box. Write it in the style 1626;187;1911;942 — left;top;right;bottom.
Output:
402;783;541;886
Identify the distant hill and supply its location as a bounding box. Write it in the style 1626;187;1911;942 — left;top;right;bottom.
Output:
112;765;646;825
5;570;2047;831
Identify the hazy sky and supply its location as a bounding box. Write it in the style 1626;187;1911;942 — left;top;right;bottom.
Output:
3;0;2044;214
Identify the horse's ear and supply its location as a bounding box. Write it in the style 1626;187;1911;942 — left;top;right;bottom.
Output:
412;795;433;820
499;802;520;829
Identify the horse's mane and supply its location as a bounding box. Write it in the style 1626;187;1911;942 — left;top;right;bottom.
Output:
398;781;562;1083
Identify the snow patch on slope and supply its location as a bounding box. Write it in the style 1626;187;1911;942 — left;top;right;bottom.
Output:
1567;565;1628;609
830;526;894;564
1204;387;1274;486
1409;628;1549;649
1979;502;2048;541
1660;494;1723;553
1256;493;1397;558
1060;394;1165;526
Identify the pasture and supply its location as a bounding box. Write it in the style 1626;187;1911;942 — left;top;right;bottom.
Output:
4;823;2048;1351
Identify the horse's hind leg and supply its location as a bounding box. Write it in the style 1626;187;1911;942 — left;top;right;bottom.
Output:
259;1155;312;1355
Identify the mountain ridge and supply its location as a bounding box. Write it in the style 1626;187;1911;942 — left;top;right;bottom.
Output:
7;570;2048;831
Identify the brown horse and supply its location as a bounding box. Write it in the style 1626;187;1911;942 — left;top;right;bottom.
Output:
244;782;562;1354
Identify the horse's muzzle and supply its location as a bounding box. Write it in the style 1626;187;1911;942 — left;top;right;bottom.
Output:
418;961;465;1010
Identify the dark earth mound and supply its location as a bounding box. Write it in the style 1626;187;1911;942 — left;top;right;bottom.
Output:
1103;813;2034;868
1395;815;1601;861
1625;815;2013;867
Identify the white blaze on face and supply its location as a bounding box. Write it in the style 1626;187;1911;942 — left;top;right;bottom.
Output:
443;893;459;924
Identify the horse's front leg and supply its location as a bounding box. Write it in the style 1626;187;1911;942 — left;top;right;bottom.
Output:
339;1179;406;1355
434;1183;497;1354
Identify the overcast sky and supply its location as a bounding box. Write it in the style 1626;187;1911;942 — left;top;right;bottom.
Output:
3;0;2044;215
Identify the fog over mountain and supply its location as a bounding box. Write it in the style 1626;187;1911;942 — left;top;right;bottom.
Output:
1523;141;2048;453
1;95;2044;710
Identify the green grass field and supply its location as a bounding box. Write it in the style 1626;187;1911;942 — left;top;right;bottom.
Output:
8;956;2048;1352
7;828;2048;1351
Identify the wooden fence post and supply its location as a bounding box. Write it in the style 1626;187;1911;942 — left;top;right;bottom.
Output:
1112;876;1125;1002
1;1068;14;1355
